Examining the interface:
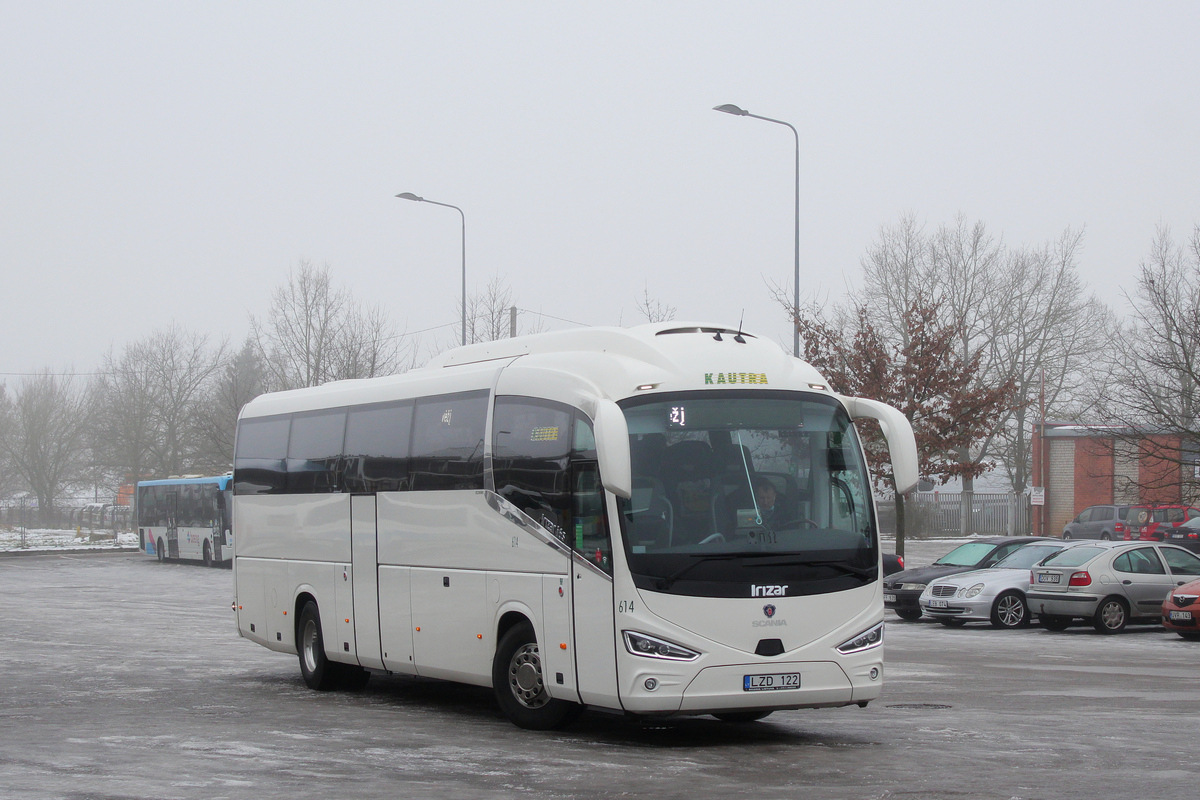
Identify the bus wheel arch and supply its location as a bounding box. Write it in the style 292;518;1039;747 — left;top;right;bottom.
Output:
491;620;582;730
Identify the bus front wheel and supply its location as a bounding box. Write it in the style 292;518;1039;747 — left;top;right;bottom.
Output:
492;621;582;730
297;601;339;691
156;539;166;563
202;540;212;567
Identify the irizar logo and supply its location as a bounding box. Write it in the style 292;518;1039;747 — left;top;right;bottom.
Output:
751;584;788;597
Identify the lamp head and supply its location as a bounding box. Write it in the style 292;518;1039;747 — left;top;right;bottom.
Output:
713;104;749;116
395;192;424;202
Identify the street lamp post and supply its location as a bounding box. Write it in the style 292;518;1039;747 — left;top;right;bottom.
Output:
713;104;800;358
396;192;467;346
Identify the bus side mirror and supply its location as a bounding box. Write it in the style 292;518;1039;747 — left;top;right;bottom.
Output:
594;400;632;499
839;396;919;495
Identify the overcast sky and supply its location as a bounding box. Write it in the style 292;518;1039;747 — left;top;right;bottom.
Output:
2;2;1198;377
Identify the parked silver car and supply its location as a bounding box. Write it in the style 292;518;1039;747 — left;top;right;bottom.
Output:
918;540;1087;628
1028;541;1200;633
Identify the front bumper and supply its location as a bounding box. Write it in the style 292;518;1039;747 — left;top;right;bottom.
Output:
883;589;922;612
1027;591;1100;617
920;594;993;622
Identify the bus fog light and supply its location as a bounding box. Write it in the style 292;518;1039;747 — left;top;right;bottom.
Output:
644;678;658;691
837;622;884;654
869;667;880;680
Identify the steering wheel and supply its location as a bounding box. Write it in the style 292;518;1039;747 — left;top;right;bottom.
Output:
698;532;726;545
776;518;819;530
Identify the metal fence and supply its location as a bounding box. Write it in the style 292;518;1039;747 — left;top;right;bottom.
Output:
876;492;1032;537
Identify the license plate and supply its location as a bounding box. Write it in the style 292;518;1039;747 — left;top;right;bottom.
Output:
929;599;948;608
1170;610;1193;621
1171;533;1184;539
1037;573;1061;584
744;672;801;692
883;593;896;603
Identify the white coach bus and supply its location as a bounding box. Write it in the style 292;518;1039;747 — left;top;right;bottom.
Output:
232;323;917;729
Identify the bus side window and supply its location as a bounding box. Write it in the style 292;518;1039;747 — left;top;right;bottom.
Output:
234;415;291;495
287;408;348;493
492;397;573;542
343;401;412;493
573;413;612;575
410;391;488;491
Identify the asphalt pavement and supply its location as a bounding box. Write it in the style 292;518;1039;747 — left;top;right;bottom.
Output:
1;549;1197;800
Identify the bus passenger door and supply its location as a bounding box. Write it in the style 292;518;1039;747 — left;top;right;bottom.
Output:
166;490;179;559
571;462;620;708
351;495;384;670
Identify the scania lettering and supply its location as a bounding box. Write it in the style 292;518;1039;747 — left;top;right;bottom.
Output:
231;323;917;728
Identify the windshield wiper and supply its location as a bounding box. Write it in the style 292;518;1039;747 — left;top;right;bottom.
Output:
655;553;772;590
744;558;874;579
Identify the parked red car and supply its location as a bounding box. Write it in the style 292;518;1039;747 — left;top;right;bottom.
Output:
1123;505;1200;542
1163;577;1200;640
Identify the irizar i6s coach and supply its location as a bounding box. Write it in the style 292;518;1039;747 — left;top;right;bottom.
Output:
231;322;918;729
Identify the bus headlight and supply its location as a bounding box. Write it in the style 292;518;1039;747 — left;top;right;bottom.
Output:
836;622;884;654
622;631;701;661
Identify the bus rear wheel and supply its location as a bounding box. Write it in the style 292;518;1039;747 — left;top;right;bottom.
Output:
157;538;166;563
202;540;212;567
297;601;339;691
492;621;582;730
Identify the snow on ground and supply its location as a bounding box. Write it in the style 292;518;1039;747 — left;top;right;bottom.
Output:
0;527;138;553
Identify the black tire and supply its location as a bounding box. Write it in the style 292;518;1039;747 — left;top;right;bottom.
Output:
1062;531;1071;540
1039;614;1072;631
894;608;923;622
156;538;166;563
297;601;339;690
1093;597;1129;634
938;618;967;627
714;710;774;723
1100;532;1112;541
492;621;582;730
1177;631;1200;641
990;591;1030;629
202;540;212;567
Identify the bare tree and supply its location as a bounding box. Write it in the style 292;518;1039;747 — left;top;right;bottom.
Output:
191;337;268;473
458;274;546;345
250;260;407;389
635;285;676;323
1099;225;1200;499
0;371;90;523
90;325;227;482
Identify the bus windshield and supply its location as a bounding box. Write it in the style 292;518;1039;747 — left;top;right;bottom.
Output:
617;390;877;597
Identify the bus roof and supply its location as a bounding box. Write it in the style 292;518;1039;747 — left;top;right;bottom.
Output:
240;322;835;420
138;475;232;489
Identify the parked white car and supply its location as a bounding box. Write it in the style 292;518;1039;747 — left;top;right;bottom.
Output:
919;540;1089;629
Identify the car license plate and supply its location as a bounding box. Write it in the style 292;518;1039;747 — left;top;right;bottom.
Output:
1169;610;1193;621
1037;573;1061;584
883;593;896;603
743;672;801;692
1170;533;1184;539
929;599;948;608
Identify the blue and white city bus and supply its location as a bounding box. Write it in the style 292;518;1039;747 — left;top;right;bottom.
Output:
137;475;233;566
231;323;917;728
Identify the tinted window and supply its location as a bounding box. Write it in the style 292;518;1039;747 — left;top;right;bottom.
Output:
1161;547;1200;576
993;544;1064;569
492;397;573;535
234;415;291;495
1092;507;1113;521
410;391;488;490
1113;548;1165;575
934;542;997;567
1042;546;1105;568
343;401;413;493
287;409;347;493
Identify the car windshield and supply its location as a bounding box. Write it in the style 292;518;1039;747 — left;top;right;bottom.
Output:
933;542;997;567
617;390;876;598
1042;545;1106;568
993;544;1064;569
